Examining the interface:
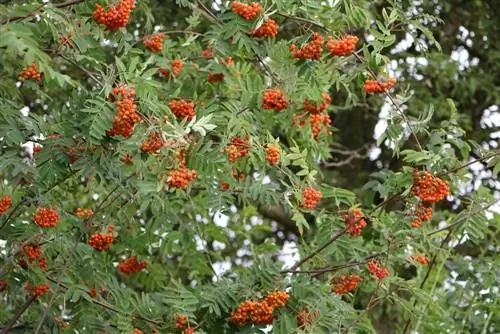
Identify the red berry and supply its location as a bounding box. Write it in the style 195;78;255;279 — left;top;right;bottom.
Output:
301;187;322;210
231;1;261;20
0;195;12;215
290;32;324;60
262;88;288;112
250;19;279;38
326;35;359;56
33;207;60;228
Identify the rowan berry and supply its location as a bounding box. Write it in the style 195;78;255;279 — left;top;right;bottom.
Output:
367;260;389;280
33;207;60;228
309;112;332;139
250;18;279;38
93;0;135;30
301;187;322;210
263;290;289;309
412;169;449;203
290;32;324;60
331;274;362;294
342;208;368;236
171;59;184;77
175;314;188;329
140;132;164;153
24;283;50;297
200;48;214;59
262;88;288;112
411;218;422;228
230;291;289;326
168;99;196;120
106;86;140;138
33;144;42;154
226;136;250;161
144;33;165;53
326;35;359;56
296;309;318;327
183;327;196;334
88;230;115;251
304;92;331;114
59;33;74;48
411;255;430;265
76;208;94;219
23;243;42;262
167;168;197;189
0;195;12;215
232;1;261;20
118;256;147;274
18;63;42;81
133;329;143;334
0;280;7;292
363;78;397;93
207;73;225;83
265;144;280;165
122;152;134;165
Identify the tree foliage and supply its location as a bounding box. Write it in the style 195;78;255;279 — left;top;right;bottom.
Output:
0;0;499;333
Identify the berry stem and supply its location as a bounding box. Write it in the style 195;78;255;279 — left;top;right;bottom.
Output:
437;150;500;177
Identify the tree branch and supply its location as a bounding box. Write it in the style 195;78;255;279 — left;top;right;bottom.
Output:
0;295;37;334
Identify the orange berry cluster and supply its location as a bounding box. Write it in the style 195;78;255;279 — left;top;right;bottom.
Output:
168;99;196;120
411;255;430;265
118;256;147;274
140;132;164;153
301;187;323;210
167;168;197;189
0;280;7;292
296;309;318;327
88;225;115;251
411;204;433;228
342;208;368;237
133;329;143;334
24;283;50;297
331;274;362;295
207;56;233;83
231;1;261;20
144;33;165;53
412;169;449;203
367;260;389;280
59;33;74;47
93;0;135;30
33;207;60;228
230;291;289;326
303;92;331;114
220;169;246;190
106;86;140;138
0;195;12;215
23;243;46;270
250;19;279;38
175;314;196;333
201;48;214;59
326;35;359;56
18;63;42;81
262;88;288;112
265;144;280;165
122;152;134;165
226;136;250;161
363;78;397;93
76;208;94;219
88;286;106;298
160;59;184;78
290;32;324;60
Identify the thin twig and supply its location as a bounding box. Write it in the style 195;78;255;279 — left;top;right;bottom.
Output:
0;295;37;334
437;151;500;177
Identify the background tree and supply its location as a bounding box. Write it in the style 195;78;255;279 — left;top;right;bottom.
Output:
0;0;498;333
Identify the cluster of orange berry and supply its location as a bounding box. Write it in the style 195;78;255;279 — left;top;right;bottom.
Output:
411;169;449;228
23;243;46;270
331;274;362;295
18;63;42;81
24;283;50;297
133;329;143;334
411;255;430;265
231;1;261;20
122;152;134;165
33;207;60;228
265;144;280;165
76;208;94;219
290;32;324;60
0;280;7;292
304;92;331;114
220;169;246;190
367;260;389;280
301;187;323;210
88;225;115;251
230;291;289;326
167;152;197;189
140;132;164;153
160;59;184;78
144;33;165;53
226;136;251;161
262;88;288;112
201;48;214;59
0;195;12;215
93;0;135;30
175;314;196;333
106;86;141;138
342;208;368;236
363;78;397;93
207;56;233;83
250;19;279;38
118;256;147;274
59;33;74;48
326;35;359;56
296;308;318;327
168;99;196;120
88;286;106;298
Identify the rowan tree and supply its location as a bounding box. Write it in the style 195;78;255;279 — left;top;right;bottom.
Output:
0;1;499;333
